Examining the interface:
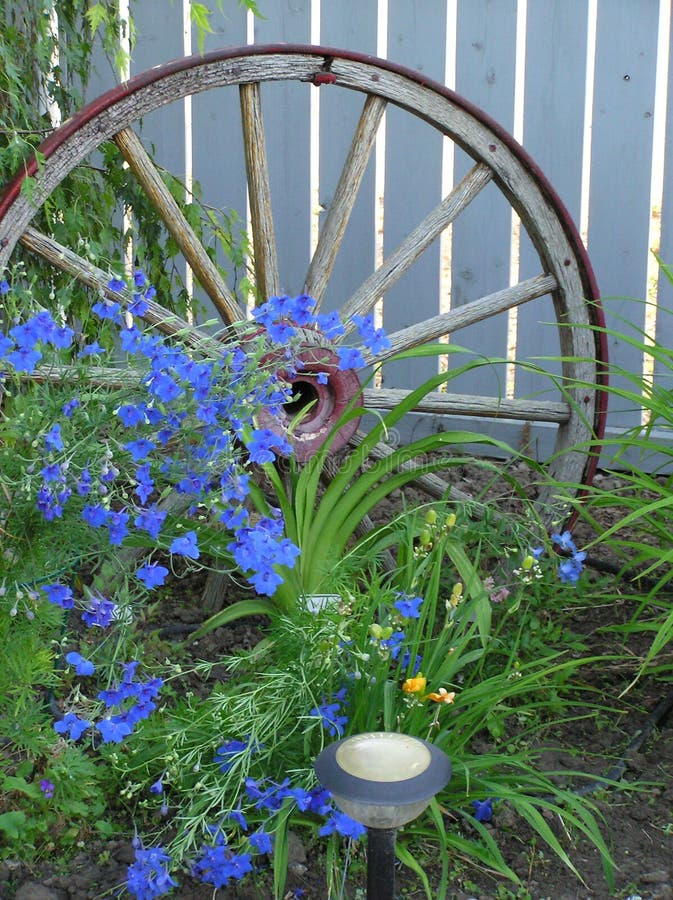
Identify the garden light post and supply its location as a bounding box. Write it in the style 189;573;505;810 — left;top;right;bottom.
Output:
315;732;451;899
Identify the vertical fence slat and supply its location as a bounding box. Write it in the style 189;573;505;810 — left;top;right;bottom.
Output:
381;2;448;396
319;1;378;313
449;0;517;401
253;0;311;293
655;3;673;384
515;0;590;411
191;7;250;320
588;0;659;432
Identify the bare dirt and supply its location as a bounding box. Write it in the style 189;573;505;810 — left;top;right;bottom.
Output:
3;465;673;900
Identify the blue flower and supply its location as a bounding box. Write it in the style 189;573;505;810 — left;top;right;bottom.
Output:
107;509;130;545
129;294;150;317
150;776;164;795
471;797;493;823
215;738;253;774
147;372;182;403
310;694;348;738
107;276;127;292
136;563;169;589
92;300;122;323
50;324;74;349
558;551;586;584
267;321;296;343
351;313;391;354
318;810;366;840
42;583;75;609
117;403;147;427
61;397;80;418
246;428;292;465
169;531;200;559
134;505;167;540
316;310;345;339
78;341;105;357
65;651;95;676
53;711;90;741
6;346;42;373
97;716;133;743
249;830;273;854
192;842;253;889
40;462;63;483
551;530;577;554
336;346;366;370
82;503;108;527
81;596;116;628
0;333;14;358
126;845;177;899
394;593;424;619
125;438;156;461
43;423;64;452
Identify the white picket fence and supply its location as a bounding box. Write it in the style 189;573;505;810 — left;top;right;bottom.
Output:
78;0;673;464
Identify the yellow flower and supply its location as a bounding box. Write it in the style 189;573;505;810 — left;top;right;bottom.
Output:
425;687;456;704
402;674;427;695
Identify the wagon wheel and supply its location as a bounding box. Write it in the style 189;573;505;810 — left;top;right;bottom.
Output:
0;45;606;542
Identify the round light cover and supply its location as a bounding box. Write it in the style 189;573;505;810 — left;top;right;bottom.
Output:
315;732;451;829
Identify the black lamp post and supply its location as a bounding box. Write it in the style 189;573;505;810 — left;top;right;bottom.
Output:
315;732;451;899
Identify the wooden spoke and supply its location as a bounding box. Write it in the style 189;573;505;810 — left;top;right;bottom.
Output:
366;273;557;364
30;364;137;388
353;432;472;503
340;162;493;324
362;388;570;424
113;128;244;325
240;82;280;300
20;227;213;349
304;94;387;306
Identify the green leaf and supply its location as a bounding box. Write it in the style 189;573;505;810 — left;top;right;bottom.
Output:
188;597;275;640
84;4;110;36
0;810;26;839
191;2;214;54
2;775;41;799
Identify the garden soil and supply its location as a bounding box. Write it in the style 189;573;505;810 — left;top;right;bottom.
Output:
3;464;673;900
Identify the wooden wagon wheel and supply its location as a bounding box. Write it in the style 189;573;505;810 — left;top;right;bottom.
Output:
0;44;606;532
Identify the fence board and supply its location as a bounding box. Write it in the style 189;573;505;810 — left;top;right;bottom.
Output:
655;2;673;385
515;0;589;410
191;7;250;320
588;0;659;431
382;2;448;395
319;1;378;314
253;1;312;293
450;0;517;400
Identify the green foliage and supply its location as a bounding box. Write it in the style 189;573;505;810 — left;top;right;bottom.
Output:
1;2;257;332
117;499;613;896
547;259;673;683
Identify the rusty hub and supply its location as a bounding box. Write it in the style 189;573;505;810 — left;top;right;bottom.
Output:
256;343;363;462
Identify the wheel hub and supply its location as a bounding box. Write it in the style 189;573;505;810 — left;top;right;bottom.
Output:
256;343;362;462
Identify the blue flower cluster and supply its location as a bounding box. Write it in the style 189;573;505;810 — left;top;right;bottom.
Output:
310;687;348;737
1;277;390;604
53;659;162;745
551;530;586;584
127;845;178;900
191;833;253;890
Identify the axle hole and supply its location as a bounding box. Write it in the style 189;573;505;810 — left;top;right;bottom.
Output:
283;380;321;421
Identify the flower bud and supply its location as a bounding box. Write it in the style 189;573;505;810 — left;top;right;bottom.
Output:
424;508;438;526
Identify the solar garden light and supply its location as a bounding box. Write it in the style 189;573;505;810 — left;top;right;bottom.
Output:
315;732;451;899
